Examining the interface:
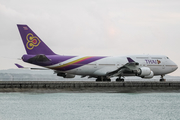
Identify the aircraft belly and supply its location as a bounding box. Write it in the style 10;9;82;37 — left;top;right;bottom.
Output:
65;65;98;75
65;64;117;76
149;66;171;75
148;67;162;75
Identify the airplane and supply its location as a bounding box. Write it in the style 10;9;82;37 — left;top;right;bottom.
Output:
17;24;178;82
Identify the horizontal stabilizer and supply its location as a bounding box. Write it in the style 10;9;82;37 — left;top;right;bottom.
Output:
15;63;49;70
15;63;24;68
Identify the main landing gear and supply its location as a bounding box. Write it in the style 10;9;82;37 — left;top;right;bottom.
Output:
96;77;111;82
160;75;166;82
116;76;124;82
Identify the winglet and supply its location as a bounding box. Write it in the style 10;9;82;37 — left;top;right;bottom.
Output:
127;57;135;63
15;63;24;68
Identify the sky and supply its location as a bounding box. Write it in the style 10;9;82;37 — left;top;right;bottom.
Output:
0;0;180;76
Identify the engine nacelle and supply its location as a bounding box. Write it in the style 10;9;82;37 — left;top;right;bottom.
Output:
57;73;75;78
142;71;154;79
137;67;151;77
65;74;75;78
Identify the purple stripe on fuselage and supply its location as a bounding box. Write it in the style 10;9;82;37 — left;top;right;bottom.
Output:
55;56;106;71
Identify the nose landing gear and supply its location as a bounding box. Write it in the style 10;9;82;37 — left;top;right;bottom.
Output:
160;75;166;82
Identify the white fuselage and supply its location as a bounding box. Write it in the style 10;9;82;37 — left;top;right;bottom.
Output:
48;55;178;78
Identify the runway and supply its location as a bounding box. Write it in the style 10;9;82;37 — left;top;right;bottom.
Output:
1;81;180;92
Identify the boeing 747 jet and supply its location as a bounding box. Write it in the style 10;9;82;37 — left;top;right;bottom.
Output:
17;24;178;81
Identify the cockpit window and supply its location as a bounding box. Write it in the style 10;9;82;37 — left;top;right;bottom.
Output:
167;57;169;59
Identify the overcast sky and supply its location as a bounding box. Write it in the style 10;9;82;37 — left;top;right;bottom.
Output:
0;0;180;76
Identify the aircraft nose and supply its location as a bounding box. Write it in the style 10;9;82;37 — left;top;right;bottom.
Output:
173;62;178;71
175;64;178;70
170;60;178;72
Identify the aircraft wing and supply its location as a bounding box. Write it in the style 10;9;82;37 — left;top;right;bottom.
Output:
106;57;140;77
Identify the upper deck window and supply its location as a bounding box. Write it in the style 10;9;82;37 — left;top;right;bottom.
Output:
151;57;162;59
136;57;148;59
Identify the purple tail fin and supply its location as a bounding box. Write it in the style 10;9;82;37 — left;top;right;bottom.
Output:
17;24;55;55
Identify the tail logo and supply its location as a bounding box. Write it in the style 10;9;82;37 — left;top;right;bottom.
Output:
26;33;41;50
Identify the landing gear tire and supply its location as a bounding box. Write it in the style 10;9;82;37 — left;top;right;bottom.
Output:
96;77;111;82
96;77;101;82
105;78;111;82
116;78;124;82
160;79;166;82
160;75;166;82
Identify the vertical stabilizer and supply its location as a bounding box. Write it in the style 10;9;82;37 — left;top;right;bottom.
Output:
17;24;55;55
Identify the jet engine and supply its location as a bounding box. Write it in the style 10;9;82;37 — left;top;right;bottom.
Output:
142;71;154;79
57;73;75;78
137;67;151;77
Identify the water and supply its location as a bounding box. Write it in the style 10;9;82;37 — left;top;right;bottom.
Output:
0;93;180;120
